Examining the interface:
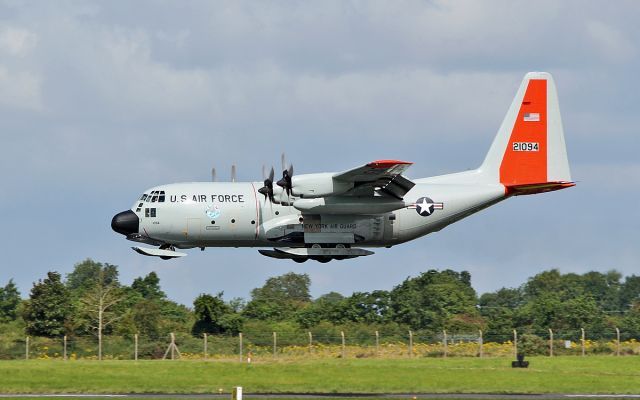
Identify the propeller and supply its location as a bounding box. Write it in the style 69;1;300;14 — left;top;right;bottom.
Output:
211;167;216;182
258;166;275;202
231;164;237;182
276;152;294;197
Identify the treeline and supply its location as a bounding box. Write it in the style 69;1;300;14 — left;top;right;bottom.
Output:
1;259;640;342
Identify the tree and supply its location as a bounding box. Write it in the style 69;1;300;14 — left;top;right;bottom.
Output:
23;272;72;337
620;302;640;338
192;293;241;336
131;299;162;339
479;288;524;338
334;290;391;324
0;279;21;322
79;268;124;360
66;259;119;294
580;270;621;311
131;272;165;300
620;275;640;309
295;292;346;328
243;272;311;321
390;270;479;331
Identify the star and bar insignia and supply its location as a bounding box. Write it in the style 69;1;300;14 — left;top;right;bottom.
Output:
408;196;444;216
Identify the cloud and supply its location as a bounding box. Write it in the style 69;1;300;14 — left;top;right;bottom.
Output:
586;20;637;64
0;65;42;110
0;0;639;304
0;26;37;57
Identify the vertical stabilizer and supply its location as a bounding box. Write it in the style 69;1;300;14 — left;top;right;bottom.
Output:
479;72;573;194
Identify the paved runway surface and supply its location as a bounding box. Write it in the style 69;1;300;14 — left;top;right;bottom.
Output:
1;394;640;399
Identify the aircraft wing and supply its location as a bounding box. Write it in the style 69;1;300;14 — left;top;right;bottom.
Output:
333;160;415;199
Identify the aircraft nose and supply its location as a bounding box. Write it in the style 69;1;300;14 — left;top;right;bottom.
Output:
111;210;139;236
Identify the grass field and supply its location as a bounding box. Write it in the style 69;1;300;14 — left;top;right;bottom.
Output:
0;356;638;395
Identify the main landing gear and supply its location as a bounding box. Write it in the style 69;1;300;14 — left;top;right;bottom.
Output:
159;244;177;260
258;245;374;262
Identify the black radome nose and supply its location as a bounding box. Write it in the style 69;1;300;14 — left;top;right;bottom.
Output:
111;210;139;236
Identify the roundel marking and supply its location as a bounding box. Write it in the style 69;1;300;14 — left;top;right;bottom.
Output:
413;197;444;217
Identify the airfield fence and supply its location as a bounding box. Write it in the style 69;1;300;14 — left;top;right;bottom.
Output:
1;328;639;360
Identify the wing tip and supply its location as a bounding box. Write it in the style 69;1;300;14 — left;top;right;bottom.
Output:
367;160;413;168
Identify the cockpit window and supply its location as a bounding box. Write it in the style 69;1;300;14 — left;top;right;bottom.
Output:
140;194;147;201
144;190;165;203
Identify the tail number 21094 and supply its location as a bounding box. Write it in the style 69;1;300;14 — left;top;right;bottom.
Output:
513;142;539;152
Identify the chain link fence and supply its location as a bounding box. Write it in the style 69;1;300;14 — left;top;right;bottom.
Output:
2;327;639;360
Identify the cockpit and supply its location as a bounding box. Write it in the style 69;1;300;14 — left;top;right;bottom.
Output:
135;190;166;212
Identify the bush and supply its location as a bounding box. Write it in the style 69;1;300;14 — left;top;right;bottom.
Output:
519;334;546;356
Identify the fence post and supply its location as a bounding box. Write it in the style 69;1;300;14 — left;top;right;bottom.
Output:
204;333;208;360
308;331;312;353
273;331;277;357
443;330;448;358
98;327;102;361
408;330;413;357
478;330;483;358
581;328;585;357
239;332;243;362
341;331;345;359
63;335;67;361
170;332;175;360
615;327;620;356
134;334;138;361
513;329;518;358
375;330;380;357
549;329;554;357
25;336;29;360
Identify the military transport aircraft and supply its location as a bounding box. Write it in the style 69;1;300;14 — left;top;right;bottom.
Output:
112;72;573;263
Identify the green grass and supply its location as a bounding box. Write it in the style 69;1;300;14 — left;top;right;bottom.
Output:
0;357;638;395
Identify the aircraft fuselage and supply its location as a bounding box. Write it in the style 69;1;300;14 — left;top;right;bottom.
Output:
120;178;505;250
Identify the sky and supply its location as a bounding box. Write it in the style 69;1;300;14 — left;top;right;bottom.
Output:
0;0;638;306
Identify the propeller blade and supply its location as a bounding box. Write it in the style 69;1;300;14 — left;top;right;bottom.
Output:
211;167;216;182
277;165;293;197
231;164;237;182
281;152;286;173
258;165;276;203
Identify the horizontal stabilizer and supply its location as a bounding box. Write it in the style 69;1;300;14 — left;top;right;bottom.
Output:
132;246;187;259
506;181;575;196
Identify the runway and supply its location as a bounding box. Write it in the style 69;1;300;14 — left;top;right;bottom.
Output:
1;394;640;399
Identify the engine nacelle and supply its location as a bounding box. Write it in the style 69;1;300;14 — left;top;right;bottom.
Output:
293;196;406;214
291;173;352;198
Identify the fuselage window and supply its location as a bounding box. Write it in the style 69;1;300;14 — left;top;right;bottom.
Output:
144;208;157;218
145;208;150;217
150;208;156;217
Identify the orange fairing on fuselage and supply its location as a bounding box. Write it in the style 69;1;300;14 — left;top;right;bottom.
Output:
500;79;548;186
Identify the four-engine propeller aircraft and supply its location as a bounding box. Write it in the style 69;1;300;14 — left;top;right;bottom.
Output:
112;72;574;263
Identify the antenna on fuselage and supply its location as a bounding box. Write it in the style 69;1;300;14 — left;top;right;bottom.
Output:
231;165;237;182
211;167;216;182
